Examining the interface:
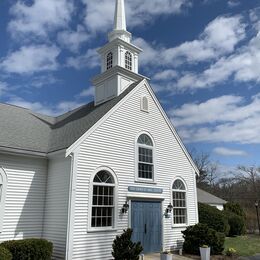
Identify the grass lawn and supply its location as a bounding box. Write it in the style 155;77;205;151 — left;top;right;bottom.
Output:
225;235;260;256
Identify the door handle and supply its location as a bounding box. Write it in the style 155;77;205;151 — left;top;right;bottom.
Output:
144;224;147;234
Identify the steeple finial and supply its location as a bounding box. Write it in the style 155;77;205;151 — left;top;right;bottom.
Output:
108;0;131;43
114;0;126;31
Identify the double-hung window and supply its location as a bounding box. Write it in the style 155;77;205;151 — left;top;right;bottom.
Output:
172;179;187;225
91;170;115;228
137;134;154;180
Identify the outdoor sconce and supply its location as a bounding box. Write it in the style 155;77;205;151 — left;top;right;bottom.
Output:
122;201;129;214
166;203;173;214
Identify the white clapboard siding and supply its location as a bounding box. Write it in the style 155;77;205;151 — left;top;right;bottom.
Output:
71;83;198;259
0;153;47;241
43;156;71;259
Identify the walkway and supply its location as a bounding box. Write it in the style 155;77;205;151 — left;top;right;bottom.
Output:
143;253;192;260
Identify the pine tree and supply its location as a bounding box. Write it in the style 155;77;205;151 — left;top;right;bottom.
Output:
112;228;143;260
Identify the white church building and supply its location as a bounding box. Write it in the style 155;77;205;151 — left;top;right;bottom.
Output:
0;0;199;259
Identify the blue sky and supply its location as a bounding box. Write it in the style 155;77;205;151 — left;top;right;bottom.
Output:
0;0;259;171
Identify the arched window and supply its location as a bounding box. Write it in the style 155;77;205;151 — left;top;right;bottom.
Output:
141;96;149;112
172;179;187;225
0;168;7;232
137;134;154;180
107;52;113;70
91;170;115;228
125;51;132;71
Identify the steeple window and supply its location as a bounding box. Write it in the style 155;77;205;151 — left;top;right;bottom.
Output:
107;52;113;70
125;51;132;71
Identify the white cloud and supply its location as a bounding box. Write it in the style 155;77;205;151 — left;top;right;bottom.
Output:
133;15;246;69
8;0;73;39
172;94;260;144
7;96;84;116
153;70;178;81
79;86;94;98
0;45;60;74
66;48;99;69
175;31;260;90
227;0;240;8
0;82;8;96
57;25;90;53
213;147;247;156
82;0;192;33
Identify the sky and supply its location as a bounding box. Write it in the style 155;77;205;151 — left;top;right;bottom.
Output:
0;0;259;171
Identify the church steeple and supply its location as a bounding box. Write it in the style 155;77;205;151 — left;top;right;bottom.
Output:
92;0;144;106
108;0;131;43
114;0;126;31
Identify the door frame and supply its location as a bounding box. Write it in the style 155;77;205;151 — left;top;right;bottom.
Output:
129;198;164;253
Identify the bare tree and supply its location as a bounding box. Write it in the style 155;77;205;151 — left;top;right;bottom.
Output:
236;166;260;199
189;148;211;184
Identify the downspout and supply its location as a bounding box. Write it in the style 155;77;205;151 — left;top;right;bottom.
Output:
65;152;76;260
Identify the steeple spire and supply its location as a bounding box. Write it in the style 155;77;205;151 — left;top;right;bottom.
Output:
114;0;126;31
108;0;131;43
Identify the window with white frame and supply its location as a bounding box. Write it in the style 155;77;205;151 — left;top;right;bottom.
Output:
172;179;187;225
141;96;149;112
125;51;132;71
107;52;113;70
91;170;115;228
137;134;154;180
0;168;7;232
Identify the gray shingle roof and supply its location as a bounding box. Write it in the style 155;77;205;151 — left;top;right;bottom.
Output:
197;188;227;205
0;81;141;154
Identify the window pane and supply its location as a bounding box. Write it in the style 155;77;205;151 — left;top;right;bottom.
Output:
139;147;153;163
93;185;114;206
137;134;153;146
172;179;185;190
91;206;113;227
138;163;153;179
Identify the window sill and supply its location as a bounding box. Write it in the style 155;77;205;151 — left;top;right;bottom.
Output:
87;227;118;233
135;179;157;185
171;224;188;229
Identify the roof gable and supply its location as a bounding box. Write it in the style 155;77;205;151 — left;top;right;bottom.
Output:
197;188;227;205
0;81;141;155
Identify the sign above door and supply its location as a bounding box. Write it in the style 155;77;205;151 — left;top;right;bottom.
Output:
128;186;163;194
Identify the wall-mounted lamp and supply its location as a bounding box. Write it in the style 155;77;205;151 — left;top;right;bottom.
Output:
166;203;173;214
122;201;129;214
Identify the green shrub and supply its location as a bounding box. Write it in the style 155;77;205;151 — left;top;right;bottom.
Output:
224;211;246;236
182;223;225;255
0;246;12;260
198;203;230;235
224;202;246;219
1;238;53;260
112;228;143;260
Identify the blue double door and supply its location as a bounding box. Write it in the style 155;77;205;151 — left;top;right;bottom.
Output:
131;201;162;253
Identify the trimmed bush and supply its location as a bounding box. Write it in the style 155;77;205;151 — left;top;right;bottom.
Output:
0;246;12;260
1;238;53;260
224;202;246;219
182;223;225;255
112;228;143;260
224;211;246;236
198;203;230;235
